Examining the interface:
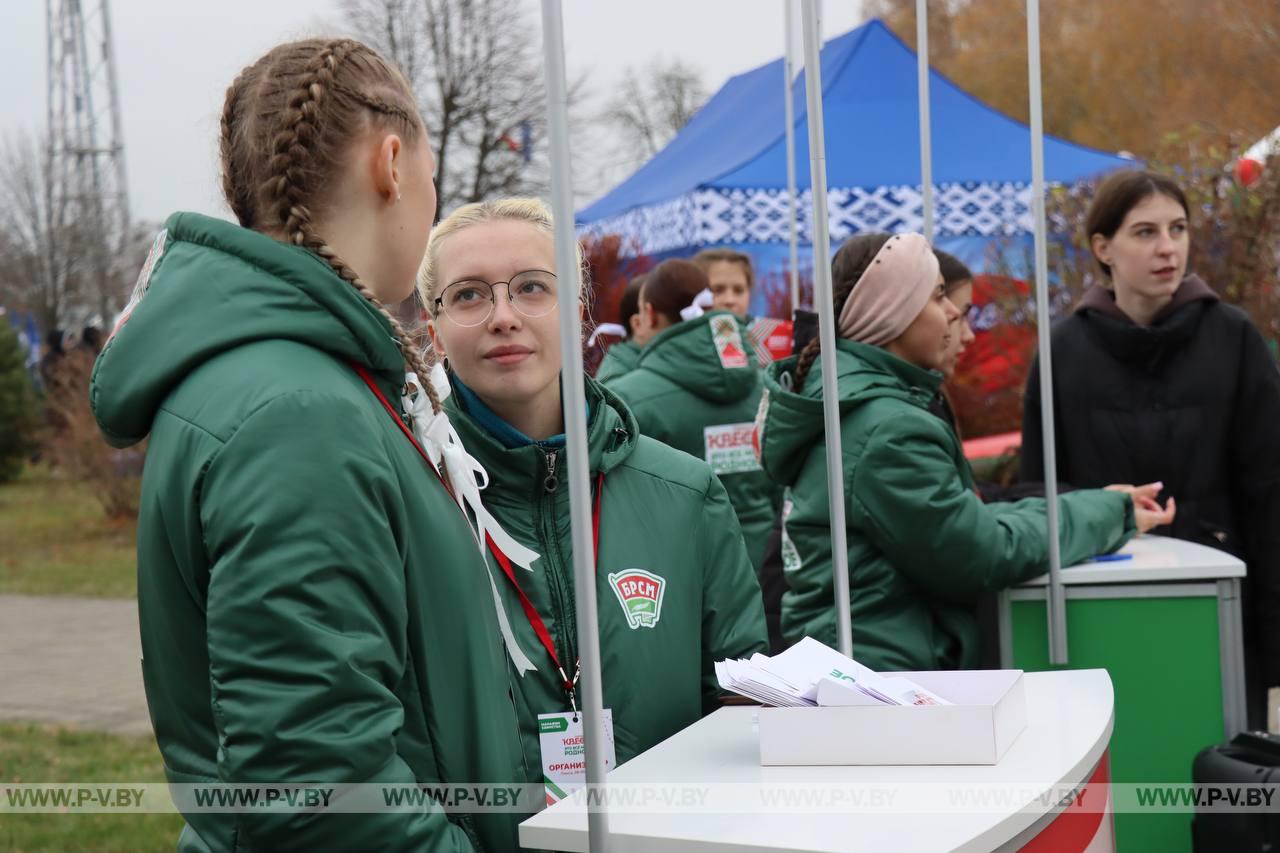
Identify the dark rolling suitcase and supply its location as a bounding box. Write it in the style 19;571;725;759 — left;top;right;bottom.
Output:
1191;732;1280;852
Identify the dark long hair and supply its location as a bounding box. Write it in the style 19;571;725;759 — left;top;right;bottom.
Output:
619;274;646;336
1085;170;1190;278
642;259;708;326
792;233;892;390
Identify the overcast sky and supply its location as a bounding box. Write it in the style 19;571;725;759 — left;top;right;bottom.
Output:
1;0;865;225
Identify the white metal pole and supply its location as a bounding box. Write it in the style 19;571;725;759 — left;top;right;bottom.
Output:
800;0;853;659
540;1;610;846
1025;0;1068;665
101;0;132;258
916;0;934;239
784;0;801;314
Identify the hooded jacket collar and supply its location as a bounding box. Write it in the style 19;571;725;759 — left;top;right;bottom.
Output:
757;338;941;487
1077;273;1218;325
91;212;404;446
635;311;759;404
445;374;638;498
1074;274;1218;366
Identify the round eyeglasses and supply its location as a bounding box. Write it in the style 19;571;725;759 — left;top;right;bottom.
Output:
433;270;559;327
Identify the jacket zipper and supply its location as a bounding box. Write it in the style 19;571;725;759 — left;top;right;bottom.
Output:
543;448;560;493
539;448;578;687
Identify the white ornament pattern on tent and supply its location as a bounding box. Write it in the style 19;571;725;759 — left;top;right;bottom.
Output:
579;182;1035;256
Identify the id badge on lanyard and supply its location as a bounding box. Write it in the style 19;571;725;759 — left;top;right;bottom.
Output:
488;473;613;806
537;709;616;806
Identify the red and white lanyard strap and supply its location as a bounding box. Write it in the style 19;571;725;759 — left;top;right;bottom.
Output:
356;362;604;706
353;363;453;491
487;471;603;712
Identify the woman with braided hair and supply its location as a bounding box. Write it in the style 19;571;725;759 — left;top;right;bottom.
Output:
754;232;1172;671
90;39;525;851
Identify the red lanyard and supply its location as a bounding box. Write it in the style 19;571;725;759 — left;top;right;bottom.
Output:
353;362;605;709
353;364;452;490
486;471;603;711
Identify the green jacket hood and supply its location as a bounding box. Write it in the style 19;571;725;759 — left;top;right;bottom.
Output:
758;338;942;487
593;339;641;384
445;374;639;482
635;311;758;404
91;212;405;447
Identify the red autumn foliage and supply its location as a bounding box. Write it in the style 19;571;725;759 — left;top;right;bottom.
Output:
581;234;653;375
947;274;1038;440
758;264;814;320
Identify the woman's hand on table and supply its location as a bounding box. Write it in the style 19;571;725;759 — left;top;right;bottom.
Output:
1105;481;1164;511
1127;490;1176;533
1104;482;1175;533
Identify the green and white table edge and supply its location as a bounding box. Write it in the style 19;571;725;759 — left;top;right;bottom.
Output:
997;534;1246;740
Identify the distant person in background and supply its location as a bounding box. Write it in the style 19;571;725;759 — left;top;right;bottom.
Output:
693;248;792;367
1020;169;1280;724
695;248;753;319
593;273;649;383
78;325;104;356
608;259;781;575
38;329;66;390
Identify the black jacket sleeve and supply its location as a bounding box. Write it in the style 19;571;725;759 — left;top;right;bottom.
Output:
1231;325;1280;689
1019;354;1046;482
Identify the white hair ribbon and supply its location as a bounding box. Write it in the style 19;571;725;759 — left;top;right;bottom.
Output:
402;365;539;675
679;288;715;322
586;323;626;347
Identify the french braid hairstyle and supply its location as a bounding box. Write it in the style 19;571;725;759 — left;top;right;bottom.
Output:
791;233;892;391
219;38;445;415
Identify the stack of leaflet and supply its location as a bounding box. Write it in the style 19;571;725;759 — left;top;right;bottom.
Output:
714;657;815;707
716;637;952;707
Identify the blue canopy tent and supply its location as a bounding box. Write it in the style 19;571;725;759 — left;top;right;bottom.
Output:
577;18;1134;314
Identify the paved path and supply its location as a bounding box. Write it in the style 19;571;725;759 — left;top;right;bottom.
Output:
0;594;151;737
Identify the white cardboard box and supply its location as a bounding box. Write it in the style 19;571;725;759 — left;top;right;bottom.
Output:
758;670;1028;766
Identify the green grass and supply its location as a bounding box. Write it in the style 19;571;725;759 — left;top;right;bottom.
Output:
0;722;183;852
0;466;137;598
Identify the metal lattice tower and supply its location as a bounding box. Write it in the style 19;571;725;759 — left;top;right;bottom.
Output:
47;0;131;323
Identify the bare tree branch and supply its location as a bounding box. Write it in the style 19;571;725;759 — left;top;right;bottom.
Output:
605;58;707;166
0;132;81;330
345;0;561;217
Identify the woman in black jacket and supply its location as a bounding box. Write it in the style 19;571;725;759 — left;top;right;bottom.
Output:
1020;169;1280;723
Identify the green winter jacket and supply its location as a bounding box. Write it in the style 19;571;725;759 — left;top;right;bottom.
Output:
90;213;526;852
606;312;781;576
593;339;640;384
445;375;767;773
757;338;1136;671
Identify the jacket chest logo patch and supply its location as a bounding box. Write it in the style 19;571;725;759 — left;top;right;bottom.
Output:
711;316;749;369
607;569;666;630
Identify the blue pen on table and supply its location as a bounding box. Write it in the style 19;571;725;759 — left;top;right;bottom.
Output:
1088;553;1133;563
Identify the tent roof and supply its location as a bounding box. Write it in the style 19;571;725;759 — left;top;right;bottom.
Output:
579;19;1132;226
